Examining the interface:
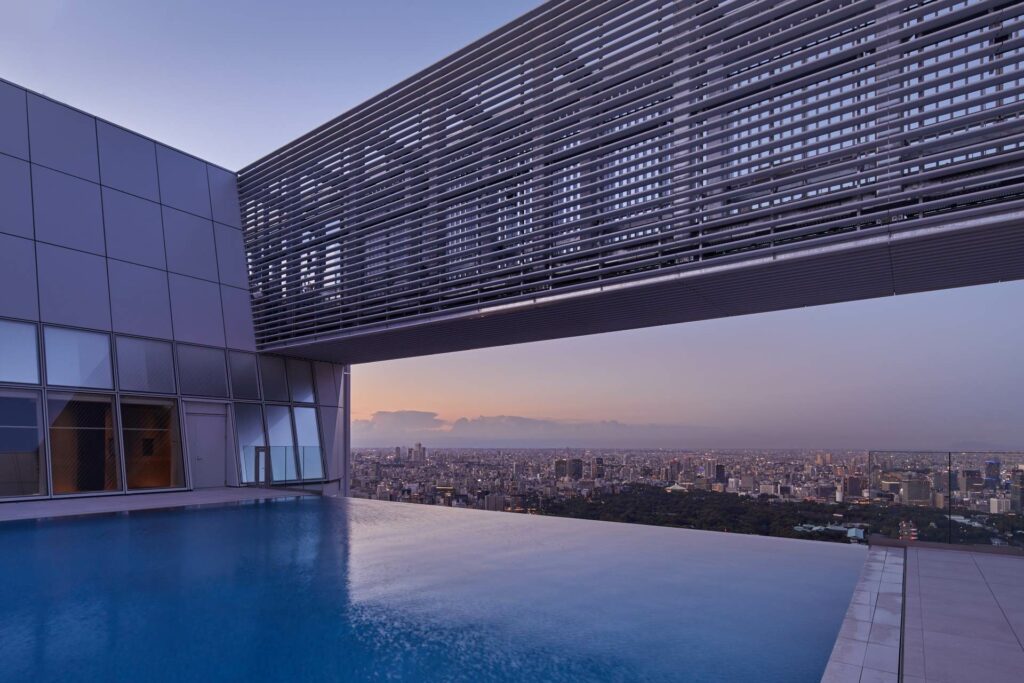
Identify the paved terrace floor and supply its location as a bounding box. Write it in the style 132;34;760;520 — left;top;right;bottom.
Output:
903;547;1024;682
0;487;314;523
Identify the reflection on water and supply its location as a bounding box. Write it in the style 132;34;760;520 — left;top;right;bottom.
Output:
0;498;863;682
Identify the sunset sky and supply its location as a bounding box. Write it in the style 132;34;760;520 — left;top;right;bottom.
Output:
5;0;1022;451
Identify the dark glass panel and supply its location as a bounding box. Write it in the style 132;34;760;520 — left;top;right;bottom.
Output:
177;344;228;398
0;390;46;497
234;403;265;484
286;359;315;403
48;392;120;494
259;356;288;402
122;398;184;490
229;352;260;400
116;337;175;394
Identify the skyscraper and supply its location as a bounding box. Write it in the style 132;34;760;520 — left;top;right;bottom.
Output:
554;459;568;480
568;459;584;481
1011;470;1024;514
985;460;1001;491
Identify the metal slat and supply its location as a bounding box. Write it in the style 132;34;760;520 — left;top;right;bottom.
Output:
238;0;1024;354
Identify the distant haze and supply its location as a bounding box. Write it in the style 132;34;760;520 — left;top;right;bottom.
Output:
354;282;1024;452
7;1;1021;452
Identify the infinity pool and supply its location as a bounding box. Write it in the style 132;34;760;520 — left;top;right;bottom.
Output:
0;498;863;682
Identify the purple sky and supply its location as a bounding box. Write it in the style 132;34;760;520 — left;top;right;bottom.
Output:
6;1;1022;451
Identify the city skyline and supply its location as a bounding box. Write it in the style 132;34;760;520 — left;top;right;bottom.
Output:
6;1;1022;453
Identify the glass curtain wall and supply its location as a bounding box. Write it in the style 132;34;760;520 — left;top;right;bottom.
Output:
44;328;113;389
121;397;185;490
48;393;121;494
0;320;40;385
266;405;297;482
235;403;266;484
0;390;46;497
293;407;323;480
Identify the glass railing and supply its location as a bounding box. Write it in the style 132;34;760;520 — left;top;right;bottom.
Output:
239;446;325;487
867;451;1024;548
299;446;324;481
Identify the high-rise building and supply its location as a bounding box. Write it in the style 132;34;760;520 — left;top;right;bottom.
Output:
990;498;1011;515
554;459;568;480
985;460;1001;491
568;459;584;481
592;457;605;480
959;470;984;494
900;474;932;507
845;476;866;498
1011;471;1024;514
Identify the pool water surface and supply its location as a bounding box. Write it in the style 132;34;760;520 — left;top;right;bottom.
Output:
0;497;863;682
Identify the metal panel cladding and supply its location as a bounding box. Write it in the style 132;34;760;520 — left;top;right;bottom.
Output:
239;0;1024;351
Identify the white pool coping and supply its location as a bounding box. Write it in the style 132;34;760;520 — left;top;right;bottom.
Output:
821;546;904;683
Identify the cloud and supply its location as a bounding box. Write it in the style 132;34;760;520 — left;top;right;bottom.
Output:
353;410;447;438
353;411;746;448
350;409;1020;451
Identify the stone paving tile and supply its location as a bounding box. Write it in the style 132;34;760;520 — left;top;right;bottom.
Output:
838;617;872;642
820;660;861;683
863;642;900;674
858;667;897;683
867;622;900;648
920;630;1024;682
906;547;1024;683
829;637;867;667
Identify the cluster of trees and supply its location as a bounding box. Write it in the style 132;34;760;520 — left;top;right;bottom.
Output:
538;485;1023;546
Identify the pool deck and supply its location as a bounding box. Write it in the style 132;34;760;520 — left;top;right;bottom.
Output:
822;544;1024;683
902;547;1024;682
0;487;314;523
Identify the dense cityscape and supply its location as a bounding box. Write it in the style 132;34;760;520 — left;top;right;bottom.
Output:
351;447;1024;547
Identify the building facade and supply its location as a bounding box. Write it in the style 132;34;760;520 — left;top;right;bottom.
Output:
0;78;348;502
239;0;1024;364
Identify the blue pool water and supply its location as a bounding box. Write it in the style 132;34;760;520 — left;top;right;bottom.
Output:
0;498;863;682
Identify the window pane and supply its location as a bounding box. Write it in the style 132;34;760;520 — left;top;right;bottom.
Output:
314;362;339;406
286;359;315;403
116;337;175;394
234;403;265;484
293;407;323;480
122;398;184;490
48;392;120;494
44;327;112;389
0;390;46;497
259;356;288;402
265;405;296;481
229;352;260;400
0;320;40;385
177;345;228;397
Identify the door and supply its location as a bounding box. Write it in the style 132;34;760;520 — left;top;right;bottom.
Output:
185;402;228;488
